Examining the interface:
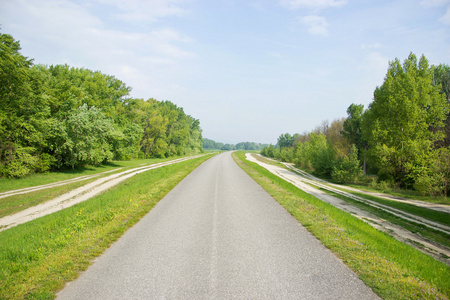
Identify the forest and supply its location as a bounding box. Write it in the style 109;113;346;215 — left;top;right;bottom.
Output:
261;53;450;197
202;138;268;151
0;32;203;178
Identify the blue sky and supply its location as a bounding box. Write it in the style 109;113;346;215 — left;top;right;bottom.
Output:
1;0;449;144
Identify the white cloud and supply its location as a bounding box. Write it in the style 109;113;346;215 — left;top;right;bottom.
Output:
356;51;389;103
362;52;389;75
94;0;187;22
419;0;450;26
420;0;450;7
439;6;450;25
300;15;328;36
0;0;195;100
361;43;382;49
280;0;347;10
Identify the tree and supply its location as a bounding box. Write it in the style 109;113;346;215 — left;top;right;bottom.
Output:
432;64;450;147
307;133;336;178
203;138;218;149
412;147;450;197
433;64;450;102
51;104;116;168
342;104;365;151
140;109;169;157
326;118;351;158
0;32;41;177
342;104;367;173
331;144;362;184
361;53;449;186
0;31;204;176
277;133;295;148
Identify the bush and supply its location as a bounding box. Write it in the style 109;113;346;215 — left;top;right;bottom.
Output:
412;148;450;197
331;144;362;184
0;146;38;178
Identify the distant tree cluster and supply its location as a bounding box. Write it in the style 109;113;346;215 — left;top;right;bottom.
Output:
203;138;268;151
0;32;203;178
262;53;450;197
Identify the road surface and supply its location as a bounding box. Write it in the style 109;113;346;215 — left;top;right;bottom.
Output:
245;153;450;265
57;152;378;299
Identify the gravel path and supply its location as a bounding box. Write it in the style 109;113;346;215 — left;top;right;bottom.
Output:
0;155;205;232
245;153;450;265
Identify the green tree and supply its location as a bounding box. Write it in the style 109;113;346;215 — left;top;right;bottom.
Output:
0;31;204;176
412;147;450;197
203;138;218;149
432;64;450;147
51;104;116;168
140;109;169;158
307;133;336;178
342;104;365;151
331;144;362;184
0;32;43;177
342;104;367;173
362;53;449;186
277;133;295;149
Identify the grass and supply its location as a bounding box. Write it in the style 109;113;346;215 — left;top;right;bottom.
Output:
349;191;450;227
0;179;93;218
0;156;199;218
0;154;213;300
287;171;450;228
233;151;450;300
347;181;450;205
317;187;450;251
0;157;176;193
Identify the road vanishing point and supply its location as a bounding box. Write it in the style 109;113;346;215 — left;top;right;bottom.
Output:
57;152;379;299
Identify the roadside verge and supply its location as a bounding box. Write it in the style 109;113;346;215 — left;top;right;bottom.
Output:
0;154;214;299
0;155;206;232
233;151;449;300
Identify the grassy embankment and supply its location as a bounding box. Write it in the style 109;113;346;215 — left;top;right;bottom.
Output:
0;157;180;219
257;154;450;252
0;157;180;192
233;151;449;300
0;154;213;300
318;188;450;251
348;182;450;205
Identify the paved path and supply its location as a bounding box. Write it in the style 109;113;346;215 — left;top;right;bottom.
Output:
57;152;378;299
245;153;450;265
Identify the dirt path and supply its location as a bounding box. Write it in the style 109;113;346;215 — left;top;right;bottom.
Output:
0;155;206;232
245;154;450;265
0;169;121;199
283;162;450;214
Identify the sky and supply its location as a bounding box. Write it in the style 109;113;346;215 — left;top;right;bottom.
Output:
1;0;449;144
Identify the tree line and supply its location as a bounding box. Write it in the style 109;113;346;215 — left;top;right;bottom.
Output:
202;138;268;151
0;32;203;178
261;53;450;197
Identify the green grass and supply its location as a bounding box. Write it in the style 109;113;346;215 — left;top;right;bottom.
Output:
0;154;213;300
293;176;450;228
233;151;450;300
0;157;175;193
317;187;450;251
347;182;450;205
0;156;199;218
0;179;94;218
349;191;450;227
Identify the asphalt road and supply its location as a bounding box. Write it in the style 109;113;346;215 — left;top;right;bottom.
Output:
57;152;379;299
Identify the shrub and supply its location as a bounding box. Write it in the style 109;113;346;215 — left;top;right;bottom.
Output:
331;144;362;184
